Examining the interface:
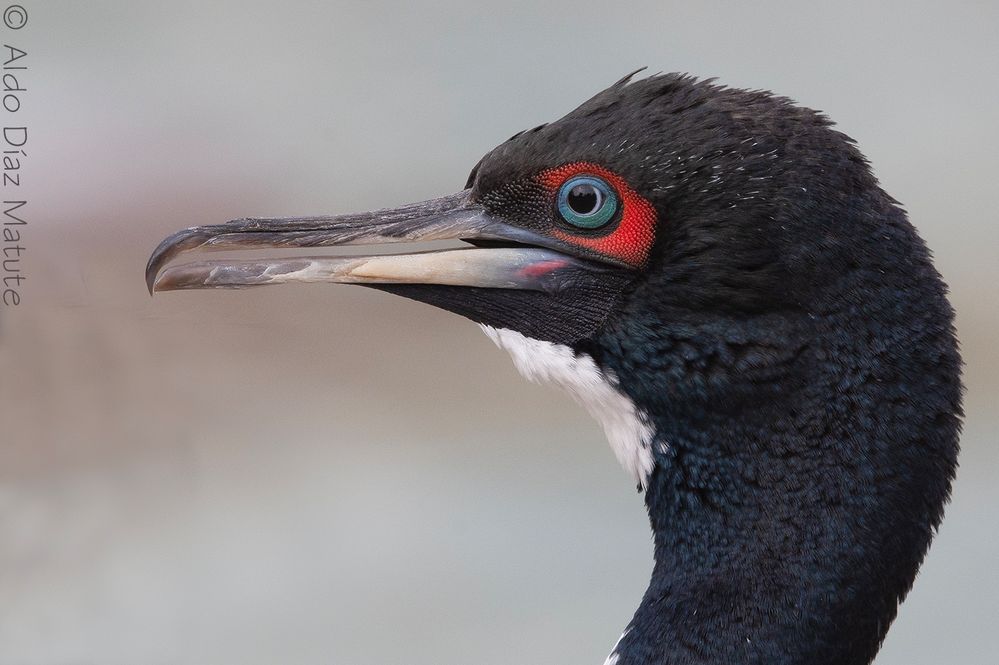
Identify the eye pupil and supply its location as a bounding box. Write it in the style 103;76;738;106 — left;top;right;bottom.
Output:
567;184;600;215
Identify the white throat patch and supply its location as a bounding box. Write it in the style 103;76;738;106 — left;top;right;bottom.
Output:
480;326;656;488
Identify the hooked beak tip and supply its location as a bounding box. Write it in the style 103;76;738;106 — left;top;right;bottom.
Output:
145;256;158;295
146;227;214;295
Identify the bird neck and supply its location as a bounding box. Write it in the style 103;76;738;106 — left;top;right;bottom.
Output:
607;410;892;665
592;302;959;665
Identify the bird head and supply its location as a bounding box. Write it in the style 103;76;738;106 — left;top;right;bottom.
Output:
147;73;922;484
147;73;825;342
146;72;962;665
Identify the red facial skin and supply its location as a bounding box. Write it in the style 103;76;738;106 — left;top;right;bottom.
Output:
539;162;658;268
518;259;570;280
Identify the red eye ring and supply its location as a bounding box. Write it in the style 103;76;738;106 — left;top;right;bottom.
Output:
539;162;658;268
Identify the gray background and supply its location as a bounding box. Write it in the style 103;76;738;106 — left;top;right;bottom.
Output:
1;1;996;663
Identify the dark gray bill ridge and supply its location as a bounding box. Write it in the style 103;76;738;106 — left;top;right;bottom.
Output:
146;190;483;293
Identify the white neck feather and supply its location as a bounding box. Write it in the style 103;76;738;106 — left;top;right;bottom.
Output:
480;326;657;488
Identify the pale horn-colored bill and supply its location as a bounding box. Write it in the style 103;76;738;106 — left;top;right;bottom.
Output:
152;247;582;292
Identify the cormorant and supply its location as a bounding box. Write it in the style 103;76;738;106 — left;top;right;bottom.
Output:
146;72;963;665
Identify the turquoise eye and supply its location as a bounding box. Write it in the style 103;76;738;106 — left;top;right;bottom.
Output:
556;175;618;229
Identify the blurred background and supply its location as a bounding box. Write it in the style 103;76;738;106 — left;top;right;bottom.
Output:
1;1;996;663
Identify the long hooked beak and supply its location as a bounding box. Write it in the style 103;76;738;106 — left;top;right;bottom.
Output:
146;190;618;295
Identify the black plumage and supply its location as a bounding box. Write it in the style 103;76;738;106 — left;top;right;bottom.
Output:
147;72;963;665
